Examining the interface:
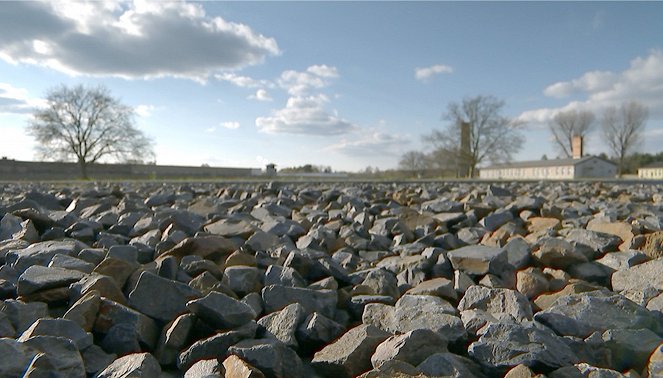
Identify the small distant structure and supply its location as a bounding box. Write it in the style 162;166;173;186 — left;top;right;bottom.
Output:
265;163;277;177
458;121;472;178
638;161;663;179
479;136;617;180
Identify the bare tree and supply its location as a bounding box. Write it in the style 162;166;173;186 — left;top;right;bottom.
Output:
548;109;595;157
428;95;524;177
28;84;154;179
398;150;427;175
602;101;649;177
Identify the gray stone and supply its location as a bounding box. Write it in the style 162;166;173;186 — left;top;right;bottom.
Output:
17;265;86;296
7;240;84;273
601;328;663;371
128;271;201;322
155;313;196;365
360;268;399;299
48;254;95;273
566;228;622;256
21;335;86;378
612;257;663;298
370;329;447;369
468;321;579;373
177;321;258;371
534;291;663;338
532;238;588;269
447;245;509;276
97;352;161;378
312;324;390;378
94;299;160;352
18;318;92;350
458;285;533;322
1;299;50;334
186;292;256;329
81;344;116;376
228;338;304;378
264;265;306;288
0;337;39;377
480;211;514;232
504;238;531;270
595;250;648;272
224;266;263;297
257;303;306;349
205;218;257;239
417;352;486;378
404;277;456;300
262;284;337;318
184;359;225;378
296;312;345;353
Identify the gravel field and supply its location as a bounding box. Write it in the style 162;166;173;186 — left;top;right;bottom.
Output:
2;180;663;377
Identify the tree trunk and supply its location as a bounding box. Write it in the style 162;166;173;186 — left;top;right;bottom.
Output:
618;155;624;178
79;159;89;180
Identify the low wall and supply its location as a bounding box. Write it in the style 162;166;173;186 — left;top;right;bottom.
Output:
0;159;261;180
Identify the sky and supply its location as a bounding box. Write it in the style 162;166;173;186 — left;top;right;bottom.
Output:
1;1;662;172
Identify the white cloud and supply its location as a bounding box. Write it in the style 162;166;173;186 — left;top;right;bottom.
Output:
215;72;271;88
278;65;339;95
248;89;273;102
205;126;217;133
415;64;453;82
256;94;356;135
221;121;240;129
520;50;663;126
0;1;279;81
327;129;410;156
0;83;44;114
134;104;156;117
306;65;339;78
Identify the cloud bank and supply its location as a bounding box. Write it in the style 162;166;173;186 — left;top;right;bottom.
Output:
0;1;279;81
520;50;663;125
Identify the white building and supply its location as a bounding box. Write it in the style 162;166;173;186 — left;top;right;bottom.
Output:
638;162;663;179
479;156;617;180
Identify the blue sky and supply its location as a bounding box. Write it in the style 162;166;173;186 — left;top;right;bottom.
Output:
1;1;662;171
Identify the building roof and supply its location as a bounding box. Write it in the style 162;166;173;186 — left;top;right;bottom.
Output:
482;155;616;170
640;161;663;169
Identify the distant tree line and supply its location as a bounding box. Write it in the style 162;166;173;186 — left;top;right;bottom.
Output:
279;164;333;174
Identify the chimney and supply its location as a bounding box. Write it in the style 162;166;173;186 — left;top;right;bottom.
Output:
572;135;583;159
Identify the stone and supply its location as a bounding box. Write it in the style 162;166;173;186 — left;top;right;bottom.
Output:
81;344;116;376
228;338;304;378
1;299;50;334
70;273;126;305
296;312;345;353
594;250;648;272
534;291;663;338
128;271;201;322
504;237;531;270
447;245;509;276
417;352;486;378
480;211;514;232
363;295;466;343
185;359;225;378
601;328;662;371
155;313;196;365
264;265;306;288
177;321;258;371
641;231;663;259
246;230;280;252
205;218;257;239
222;355;266;378
312;324;390;378
404;277;457;300
261;284;337;319
503;364;537;378
587;220;635;247
21;335;86;377
7;240;84;274
533;280;604;311
458;285;533;322
94;299;160;352
224;266;263;297
644;343;663;378
257;303;306;349
160;235;237;262
18;318;93;350
93;257;138;289
0;337;39;377
17;265;86;296
360;268;400;299
186;292;256;329
533;238;588;269
612;257;663;299
468;321;578;373
97;352;161;378
48;253;95;273
370;329;447;369
516;268;550;299
566;229;622;257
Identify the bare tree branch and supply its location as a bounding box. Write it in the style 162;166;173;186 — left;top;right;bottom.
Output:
547;109;595;158
601;101;648;177
27;84;155;179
